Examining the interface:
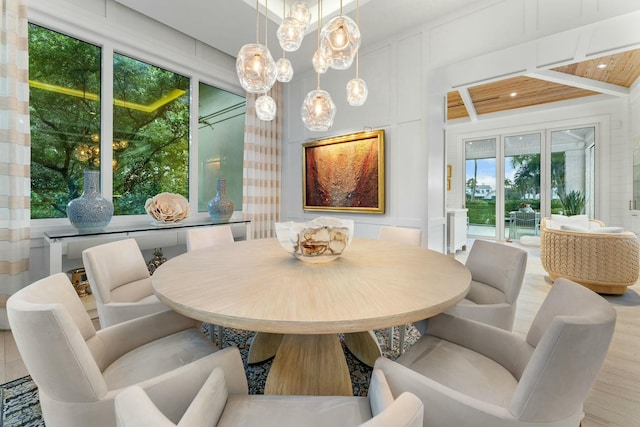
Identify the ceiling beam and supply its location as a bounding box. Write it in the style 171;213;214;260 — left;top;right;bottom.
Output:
526;70;629;97
458;87;478;122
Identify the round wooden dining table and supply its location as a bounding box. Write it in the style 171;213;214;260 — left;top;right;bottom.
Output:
152;237;471;396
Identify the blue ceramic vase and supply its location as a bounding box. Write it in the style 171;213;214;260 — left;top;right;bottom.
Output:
66;170;114;233
208;178;234;221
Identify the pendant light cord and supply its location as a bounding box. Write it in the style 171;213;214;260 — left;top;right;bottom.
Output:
255;0;260;43
316;0;322;89
264;0;268;47
355;0;359;78
282;0;286;58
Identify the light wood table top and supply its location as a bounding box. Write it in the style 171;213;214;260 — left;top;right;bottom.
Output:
152;237;471;396
153;237;471;333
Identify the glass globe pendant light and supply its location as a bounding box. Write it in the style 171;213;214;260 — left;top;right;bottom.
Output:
346;0;367;106
277;16;304;52
290;0;311;30
256;92;277;121
320;1;360;70
312;48;329;74
346;75;367;106
301;89;335;131
236;44;277;93
236;0;277;94
302;0;336;131
276;56;294;82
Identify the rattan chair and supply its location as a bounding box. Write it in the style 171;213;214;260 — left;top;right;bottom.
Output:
540;217;639;294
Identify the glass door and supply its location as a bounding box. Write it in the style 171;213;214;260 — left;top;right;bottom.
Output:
465;138;497;238
549;127;595;217
504;133;541;240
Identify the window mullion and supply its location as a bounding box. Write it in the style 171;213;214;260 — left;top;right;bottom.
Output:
101;43;114;200
189;77;199;212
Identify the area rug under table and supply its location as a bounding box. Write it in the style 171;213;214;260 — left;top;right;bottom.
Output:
0;326;419;427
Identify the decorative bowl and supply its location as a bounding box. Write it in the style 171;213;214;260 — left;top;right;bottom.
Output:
275;217;354;263
145;192;191;224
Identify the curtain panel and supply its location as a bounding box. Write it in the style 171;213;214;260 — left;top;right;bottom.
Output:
0;0;31;328
242;84;282;239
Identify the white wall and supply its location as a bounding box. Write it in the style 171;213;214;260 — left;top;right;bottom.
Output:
281;30;446;250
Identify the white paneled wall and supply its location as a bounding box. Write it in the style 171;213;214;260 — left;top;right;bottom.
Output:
281;29;447;250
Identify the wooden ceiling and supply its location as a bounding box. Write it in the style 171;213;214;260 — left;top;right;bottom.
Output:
447;49;640;121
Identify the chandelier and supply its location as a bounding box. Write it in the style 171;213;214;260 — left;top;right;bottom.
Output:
238;0;367;131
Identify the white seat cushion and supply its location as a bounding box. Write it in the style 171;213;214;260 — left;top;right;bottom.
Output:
103;329;216;390
398;335;518;407
217;395;371;427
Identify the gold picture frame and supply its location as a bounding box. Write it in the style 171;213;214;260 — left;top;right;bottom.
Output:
303;129;385;214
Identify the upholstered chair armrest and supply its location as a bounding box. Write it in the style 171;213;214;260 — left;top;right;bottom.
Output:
112;347;247;425
116;366;231;427
116;386;176;427
424;314;533;379
90;309;200;369
374;357;521;427
361;392;423;427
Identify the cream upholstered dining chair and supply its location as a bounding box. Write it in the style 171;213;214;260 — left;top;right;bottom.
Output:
115;347;423;427
445;239;527;331
82;238;168;328
377;225;423;352
185;225;234;252
185;225;235;345
375;278;616;427
6;272;226;427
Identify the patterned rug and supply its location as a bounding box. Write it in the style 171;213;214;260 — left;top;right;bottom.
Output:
0;326;419;426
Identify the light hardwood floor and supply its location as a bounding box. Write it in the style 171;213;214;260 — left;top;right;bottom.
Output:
1;239;638;426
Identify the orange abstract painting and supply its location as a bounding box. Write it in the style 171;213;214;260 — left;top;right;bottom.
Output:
303;130;384;213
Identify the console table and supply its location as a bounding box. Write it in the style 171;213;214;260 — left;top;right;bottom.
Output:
43;217;251;275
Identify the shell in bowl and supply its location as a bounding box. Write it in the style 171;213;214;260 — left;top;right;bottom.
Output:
145;192;191;224
275;217;354;263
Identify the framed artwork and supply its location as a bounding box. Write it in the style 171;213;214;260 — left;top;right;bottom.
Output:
303;129;385;214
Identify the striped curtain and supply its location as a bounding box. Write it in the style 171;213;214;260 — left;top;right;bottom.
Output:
242;84;282;239
0;0;31;329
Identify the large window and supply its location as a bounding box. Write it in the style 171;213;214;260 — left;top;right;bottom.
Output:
29;24;101;219
112;54;190;215
197;83;246;212
28;24;246;220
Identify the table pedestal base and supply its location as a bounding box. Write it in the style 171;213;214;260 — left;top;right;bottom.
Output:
343;331;382;367
247;332;283;364
264;334;352;396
